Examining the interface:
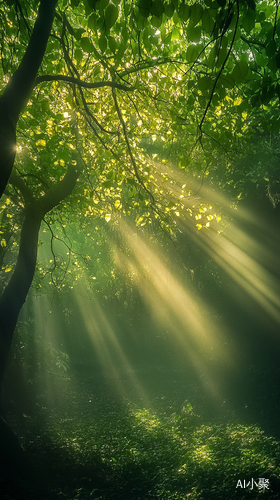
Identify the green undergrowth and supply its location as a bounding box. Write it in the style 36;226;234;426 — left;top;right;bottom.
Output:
15;402;280;500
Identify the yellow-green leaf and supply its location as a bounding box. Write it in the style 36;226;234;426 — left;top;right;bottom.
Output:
36;139;46;147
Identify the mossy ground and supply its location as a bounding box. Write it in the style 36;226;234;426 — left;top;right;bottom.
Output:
3;376;280;500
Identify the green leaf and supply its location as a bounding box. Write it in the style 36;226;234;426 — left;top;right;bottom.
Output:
121;26;129;43
150;0;165;17
138;0;152;18
187;95;195;106
187;25;201;43
255;51;268;67
75;48;83;64
242;8;255;33
261;84;275;105
250;93;261;108
177;4;190;22
216;37;228;67
171;28;180;41
108;36;117;53
232;60;248;84
74;27;85;40
267;57;277;73
219;73;235;89
103;181;113;188
201;9;215;33
189;4;203;27
88;13;97;31
99;35;107;52
86;0;99;9
115;42;125;64
151;15;162;28
105;3;119;31
197;76;213;92
41;100;50;113
80;37;94;53
246;0;256;9
164;3;174;18
217;85;226;100
186;44;201;63
167;202;176;209
106;171;115;180
276;50;280;69
265;40;276;58
207;46;216;67
98;0;109;11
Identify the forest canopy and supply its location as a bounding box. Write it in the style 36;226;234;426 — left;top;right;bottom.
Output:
1;0;280;289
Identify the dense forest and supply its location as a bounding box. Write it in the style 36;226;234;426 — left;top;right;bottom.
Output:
0;0;280;498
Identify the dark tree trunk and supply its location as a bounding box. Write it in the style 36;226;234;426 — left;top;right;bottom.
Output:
0;0;59;402
0;0;58;198
0;206;42;405
0;166;80;481
0;415;33;474
0;0;83;477
0;164;80;406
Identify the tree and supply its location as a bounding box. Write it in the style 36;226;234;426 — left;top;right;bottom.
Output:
1;0;280;467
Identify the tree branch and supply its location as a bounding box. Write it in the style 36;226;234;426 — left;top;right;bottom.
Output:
111;86;155;204
9;170;34;205
40;161;81;215
34;74;135;92
0;154;81;368
198;1;239;136
118;57;174;77
2;0;58;124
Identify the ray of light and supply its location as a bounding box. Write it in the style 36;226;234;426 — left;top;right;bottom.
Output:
73;284;152;405
112;218;237;402
29;166;280;412
177;200;280;335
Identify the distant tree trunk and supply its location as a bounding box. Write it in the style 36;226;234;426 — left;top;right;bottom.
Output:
0;0;57;198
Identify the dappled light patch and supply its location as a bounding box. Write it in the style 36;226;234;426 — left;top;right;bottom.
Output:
7;392;280;500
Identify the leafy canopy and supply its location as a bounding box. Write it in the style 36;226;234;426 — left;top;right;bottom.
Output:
1;0;280;288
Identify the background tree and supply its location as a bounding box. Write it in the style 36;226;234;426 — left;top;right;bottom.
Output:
1;0;280;466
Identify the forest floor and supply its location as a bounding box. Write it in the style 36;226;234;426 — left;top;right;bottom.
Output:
2;365;280;500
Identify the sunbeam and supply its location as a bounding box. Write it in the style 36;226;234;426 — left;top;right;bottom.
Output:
73;285;152;405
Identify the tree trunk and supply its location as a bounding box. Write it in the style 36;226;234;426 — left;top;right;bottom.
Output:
0;163;80;405
0;0;58;198
0;206;42;409
0;169;80;488
0;415;33;475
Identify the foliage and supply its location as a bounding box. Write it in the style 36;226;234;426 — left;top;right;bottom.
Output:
1;0;280;294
